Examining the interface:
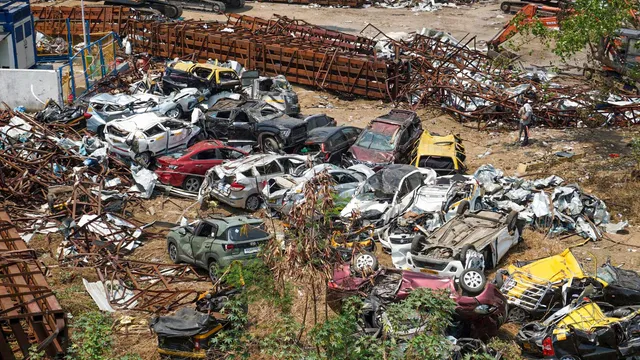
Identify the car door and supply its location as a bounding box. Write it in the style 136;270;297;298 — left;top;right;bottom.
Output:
494;219;519;264
164;119;191;152
230;110;256;142
191;221;217;267
190;149;224;176
178;223;198;262
217;70;240;91
142;123;169;155
254;160;284;191
386;172;424;222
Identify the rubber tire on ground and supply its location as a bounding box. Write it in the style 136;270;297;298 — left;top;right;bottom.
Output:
459;268;486;296
183;176;202;193
506;210;518;235
135;152;153;168
411;234;428;254
245;194;261;212
459;244;476;267
209;261;219;284
166;107;183;119
500;2;510;12
456;200;470;216
261;136;280;153
352;251;379;274
168;241;179;263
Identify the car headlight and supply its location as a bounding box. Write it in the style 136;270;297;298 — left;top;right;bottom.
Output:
473;305;497;315
280;129;291;138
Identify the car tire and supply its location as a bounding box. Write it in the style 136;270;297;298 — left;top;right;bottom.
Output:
165;107;183;119
459;268;486;295
459;244;476;267
183;176;202;193
208;260;219;284
411;234;428;254
456;200;470;216
261;136;280;153
135;151;153;168
506;211;518;235
245;194;261;212
352;251;378;275
168;241;179;263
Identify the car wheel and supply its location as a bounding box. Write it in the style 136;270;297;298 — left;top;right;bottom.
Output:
456;200;470;216
261;136;280;153
410;234;428;254
168;241;179;263
245;194;261;212
208;261;220;284
135;152;152;168
165;107;183;119
459;268;486;295
352;251;378;274
507;306;529;324
183;176;202;193
506;211;518;235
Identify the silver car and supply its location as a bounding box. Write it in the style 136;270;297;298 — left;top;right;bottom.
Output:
87;88;206;136
199;154;308;211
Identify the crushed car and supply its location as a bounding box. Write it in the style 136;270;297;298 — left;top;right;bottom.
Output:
241;72;300;115
344;109;423;169
327;263;508;340
155;140;248;192
167;216;271;281
398;209;520;295
87;88;205;136
202;99;335;152
104;112;203;167
381;174;483;252
162;61;241;94
262;163;374;217
413;130;467;175
297;126;362;165
34;100;88;127
199;154;308;211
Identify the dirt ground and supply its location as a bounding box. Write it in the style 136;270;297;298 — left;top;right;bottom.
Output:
29;0;640;358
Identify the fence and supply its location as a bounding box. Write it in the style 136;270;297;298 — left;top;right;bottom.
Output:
57;32;119;101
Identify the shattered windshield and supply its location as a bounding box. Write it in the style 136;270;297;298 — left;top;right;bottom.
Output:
356;165;416;201
355;122;399;151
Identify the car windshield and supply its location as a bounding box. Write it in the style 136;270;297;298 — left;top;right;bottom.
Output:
226;225;269;241
355;122;399;151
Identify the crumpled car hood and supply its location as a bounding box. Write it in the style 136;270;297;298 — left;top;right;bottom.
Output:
340;198;389;218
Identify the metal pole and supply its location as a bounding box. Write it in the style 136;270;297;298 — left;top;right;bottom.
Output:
80;0;88;46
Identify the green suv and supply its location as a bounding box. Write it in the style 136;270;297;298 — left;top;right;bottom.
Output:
166;216;271;280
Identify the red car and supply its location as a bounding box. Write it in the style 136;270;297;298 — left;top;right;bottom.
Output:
327;264;507;340
155;140;248;192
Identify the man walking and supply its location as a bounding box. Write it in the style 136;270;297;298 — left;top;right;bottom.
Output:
517;100;533;146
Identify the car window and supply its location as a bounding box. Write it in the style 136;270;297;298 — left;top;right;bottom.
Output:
234;111;249;123
163;120;185;130
260;107;278;117
355;122;400;151
332;172;358;184
144;124;165;137
226;225;269;242
219;71;239;82
193;149;220;160
397;173;423;199
213;111;231;119
328;132;347;148
221;148;244;160
255;161;281;175
343;127;360;141
193;66;213;79
198;222;215;237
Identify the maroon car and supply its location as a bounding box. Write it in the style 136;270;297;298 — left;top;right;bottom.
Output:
327;264;507;340
344;109;422;169
155;140;248;192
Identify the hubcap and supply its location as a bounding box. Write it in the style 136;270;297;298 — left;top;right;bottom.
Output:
246;196;259;210
167;108;180;118
185;178;200;192
355;254;374;269
463;271;483;289
508;307;527;323
169;244;177;261
209;265;218;282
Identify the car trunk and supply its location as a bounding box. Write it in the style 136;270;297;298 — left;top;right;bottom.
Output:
222;225;271;255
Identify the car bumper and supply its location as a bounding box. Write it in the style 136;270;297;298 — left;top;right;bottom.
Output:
216;252;261;268
156;170;186;187
406;254;464;278
209;187;248;209
108;144;136;159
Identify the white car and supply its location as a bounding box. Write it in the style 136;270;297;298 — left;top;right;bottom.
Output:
381;174;483;251
340;164;437;232
262;164;374;216
104;112;202;167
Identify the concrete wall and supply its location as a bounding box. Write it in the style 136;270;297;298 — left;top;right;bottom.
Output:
0;69;62;111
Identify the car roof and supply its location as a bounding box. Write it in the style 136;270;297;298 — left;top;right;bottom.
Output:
204;215;264;230
417;131;458;158
374;109;417;125
220;153;306;173
108;112;171;131
90;93;139;105
188;140;226;152
171;61;232;72
306;126;346;142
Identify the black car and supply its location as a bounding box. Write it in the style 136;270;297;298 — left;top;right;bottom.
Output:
203;99;334;152
298;126;361;164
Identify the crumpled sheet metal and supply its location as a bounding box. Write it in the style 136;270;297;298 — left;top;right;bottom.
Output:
475;165;626;240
